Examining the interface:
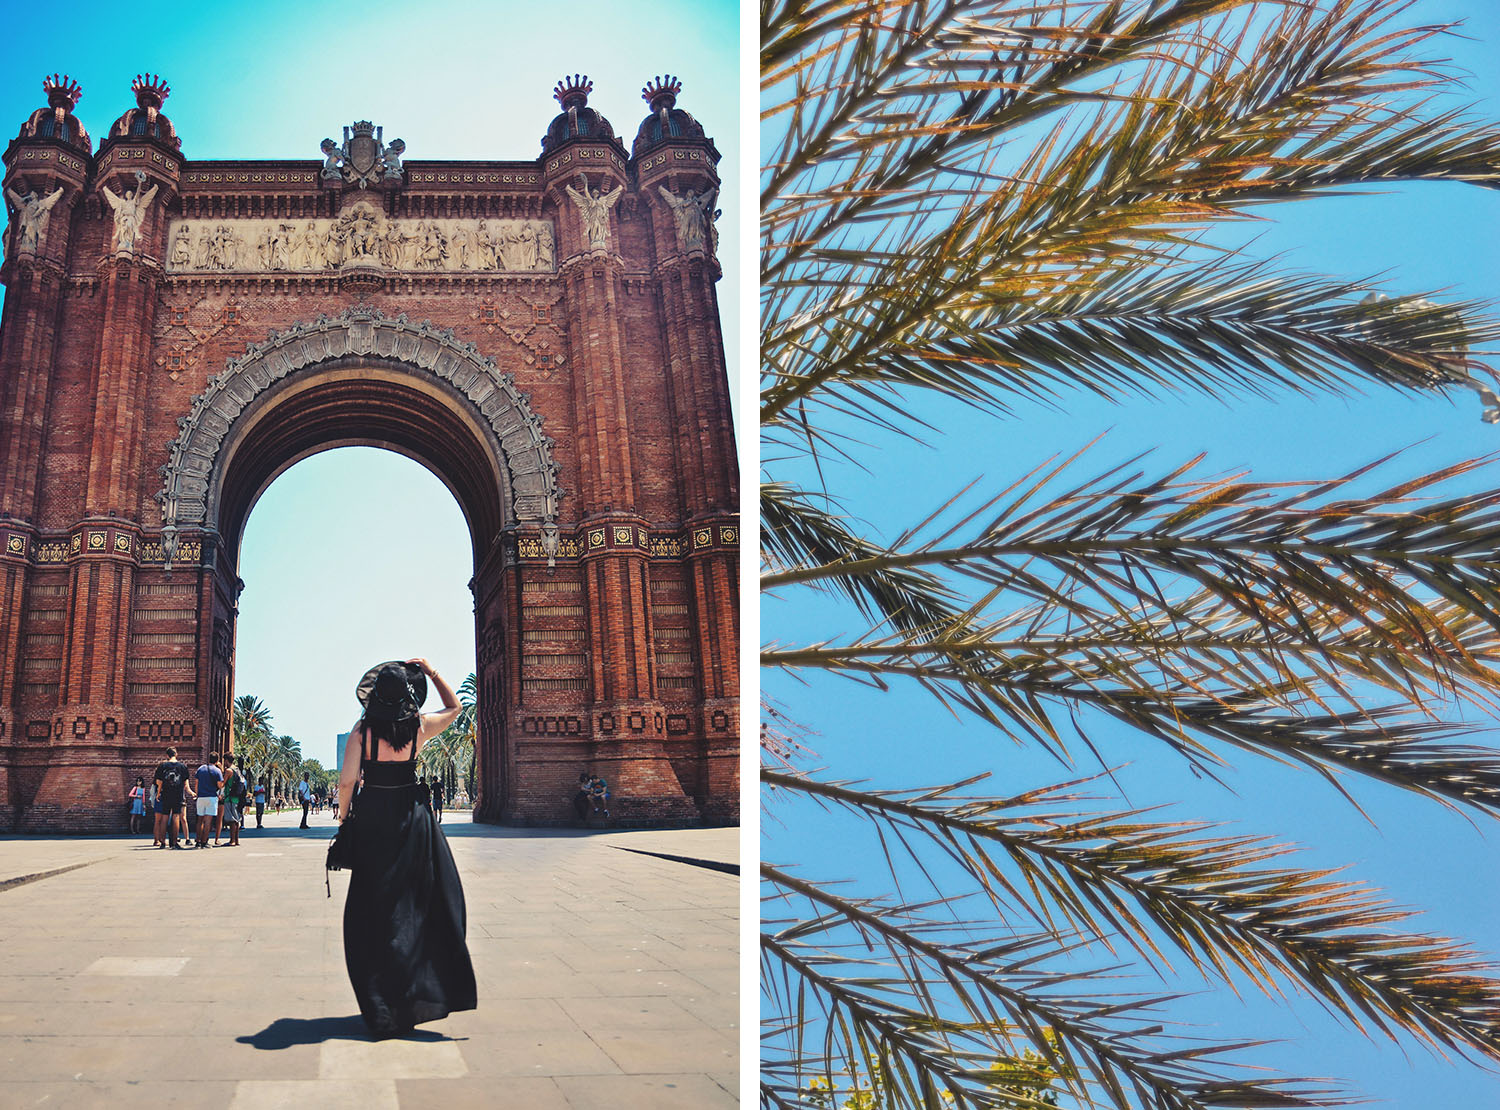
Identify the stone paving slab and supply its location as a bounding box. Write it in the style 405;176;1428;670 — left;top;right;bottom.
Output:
0;815;739;1107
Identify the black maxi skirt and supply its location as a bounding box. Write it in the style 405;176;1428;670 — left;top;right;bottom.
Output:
343;760;477;1036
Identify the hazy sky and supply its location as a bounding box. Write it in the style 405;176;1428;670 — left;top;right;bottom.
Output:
0;0;739;769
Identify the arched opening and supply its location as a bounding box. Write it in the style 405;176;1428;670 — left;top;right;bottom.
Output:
233;446;478;812
216;364;510;561
205;363;517;820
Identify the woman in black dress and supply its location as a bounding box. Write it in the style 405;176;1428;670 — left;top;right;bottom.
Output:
338;657;477;1038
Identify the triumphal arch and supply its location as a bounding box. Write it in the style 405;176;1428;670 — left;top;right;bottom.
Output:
0;74;738;830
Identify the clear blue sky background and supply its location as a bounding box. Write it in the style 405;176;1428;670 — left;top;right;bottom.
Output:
0;0;738;771
763;3;1500;1106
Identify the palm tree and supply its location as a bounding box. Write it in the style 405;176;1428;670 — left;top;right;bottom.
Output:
762;2;1500;1107
234;694;272;742
419;673;477;804
233;694;274;793
273;734;302;801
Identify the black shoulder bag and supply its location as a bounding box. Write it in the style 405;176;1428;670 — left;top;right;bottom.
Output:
325;728;363;895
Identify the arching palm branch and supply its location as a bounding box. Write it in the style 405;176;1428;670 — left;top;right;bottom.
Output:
762;2;1500;1107
233;694;272;741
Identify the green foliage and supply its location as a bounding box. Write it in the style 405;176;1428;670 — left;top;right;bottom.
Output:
299;759;333;793
761;1;1500;1108
231;695;304;799
418;672;477;803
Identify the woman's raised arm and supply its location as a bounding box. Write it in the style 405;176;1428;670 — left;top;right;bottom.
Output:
411;659;462;744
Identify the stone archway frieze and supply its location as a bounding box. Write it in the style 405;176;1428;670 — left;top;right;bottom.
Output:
155;305;562;566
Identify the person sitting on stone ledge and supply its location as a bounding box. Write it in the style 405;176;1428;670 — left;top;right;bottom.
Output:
586;772;611;821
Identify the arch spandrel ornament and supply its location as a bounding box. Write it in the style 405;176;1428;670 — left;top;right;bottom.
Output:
155;305;562;566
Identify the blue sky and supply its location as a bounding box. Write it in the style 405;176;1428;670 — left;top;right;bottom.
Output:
0;0;739;769
762;3;1500;1106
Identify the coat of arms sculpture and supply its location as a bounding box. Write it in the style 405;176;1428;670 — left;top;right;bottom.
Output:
320;120;405;189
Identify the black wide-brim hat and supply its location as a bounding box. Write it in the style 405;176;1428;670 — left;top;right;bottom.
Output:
356;661;428;722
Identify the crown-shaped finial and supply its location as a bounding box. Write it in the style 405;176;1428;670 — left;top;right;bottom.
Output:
43;74;82;111
553;74;593;110
131;73;170;110
642;75;681;113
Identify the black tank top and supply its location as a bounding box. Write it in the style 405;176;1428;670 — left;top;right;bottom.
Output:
360;726;418;788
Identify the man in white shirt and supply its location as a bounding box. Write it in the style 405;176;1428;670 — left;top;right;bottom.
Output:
298;773;312;829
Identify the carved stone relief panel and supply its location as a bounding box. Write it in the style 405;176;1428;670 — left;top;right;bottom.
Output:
165;202;556;275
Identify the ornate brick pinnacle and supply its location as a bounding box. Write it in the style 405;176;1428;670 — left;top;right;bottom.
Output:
553;74;593;110
43;74;82;110
641;75;681;112
132;73;170;110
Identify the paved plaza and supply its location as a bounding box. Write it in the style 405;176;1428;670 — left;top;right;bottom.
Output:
0;814;739;1108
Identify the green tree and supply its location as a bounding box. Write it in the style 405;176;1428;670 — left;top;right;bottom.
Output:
246;733;303;803
233;694;274;792
762;1;1500;1107
299;758;333;794
418;672;477;803
233;694;272;740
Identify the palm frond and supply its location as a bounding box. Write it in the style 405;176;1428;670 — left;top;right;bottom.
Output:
765;455;1500;809
764;480;964;635
764;0;1500;428
776;260;1499;425
766;771;1500;1062
765;864;1341;1110
765;454;1500;670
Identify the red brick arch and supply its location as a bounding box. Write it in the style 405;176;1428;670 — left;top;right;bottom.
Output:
156;307;561;568
0;80;738;831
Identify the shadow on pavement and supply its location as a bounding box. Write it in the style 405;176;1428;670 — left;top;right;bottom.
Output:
236;1015;453;1049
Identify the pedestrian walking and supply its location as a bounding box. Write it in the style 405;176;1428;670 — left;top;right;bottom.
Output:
253;781;266;828
298;773;312;828
339;657;475;1038
430;777;444;824
175;785;196;847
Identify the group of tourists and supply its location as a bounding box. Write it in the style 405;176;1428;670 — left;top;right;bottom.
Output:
127;755;458;839
128;747;272;848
